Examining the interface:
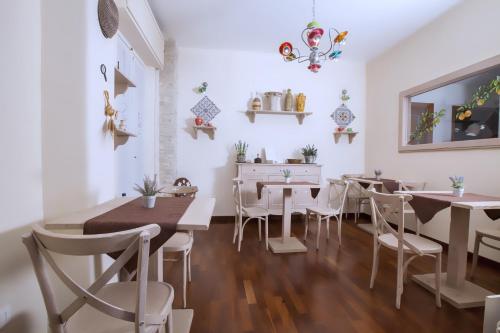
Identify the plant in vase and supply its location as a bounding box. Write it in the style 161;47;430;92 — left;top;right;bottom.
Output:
134;174;164;208
449;176;464;197
374;169;382;180
235;140;248;163
282;169;292;183
301;144;318;164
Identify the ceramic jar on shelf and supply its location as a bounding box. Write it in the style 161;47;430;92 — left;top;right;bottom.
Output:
284;89;293;111
296;93;306;112
264;92;282;111
251;93;262;111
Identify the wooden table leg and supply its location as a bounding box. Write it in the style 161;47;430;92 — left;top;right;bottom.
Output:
412;206;494;308
447;206;470;287
148;249;164;282
268;188;307;253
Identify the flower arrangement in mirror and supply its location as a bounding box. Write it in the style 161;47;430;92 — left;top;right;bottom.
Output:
409;108;446;144
456;76;500;120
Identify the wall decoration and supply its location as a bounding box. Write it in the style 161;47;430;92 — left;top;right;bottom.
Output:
284;89;293;111
331;89;355;127
264;92;282;111
103;90;117;133
195;81;208;94
278;0;348;72
100;64;107;82
251;93;262;111
191;96;220;124
296;93;306;112
98;0;119;39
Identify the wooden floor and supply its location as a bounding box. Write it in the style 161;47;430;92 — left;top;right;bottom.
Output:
164;216;500;333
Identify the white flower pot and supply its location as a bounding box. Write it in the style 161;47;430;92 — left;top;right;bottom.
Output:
285;177;292;184
236;154;246;163
304;155;316;164
143;196;156;208
453;188;464;197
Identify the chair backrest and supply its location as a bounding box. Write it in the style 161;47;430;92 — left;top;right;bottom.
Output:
233;179;243;216
368;190;423;255
173;177;195;197
22;223;161;333
398;180;426;191
327;179;350;214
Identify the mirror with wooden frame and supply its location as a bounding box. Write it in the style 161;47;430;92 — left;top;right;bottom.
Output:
399;55;500;152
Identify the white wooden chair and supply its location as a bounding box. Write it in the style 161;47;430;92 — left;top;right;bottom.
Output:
304;179;349;249
483;295;500;333
163;232;193;308
342;174;370;222
233;179;269;252
470;228;500;279
397;180;426;235
368;190;442;309
22;223;174;333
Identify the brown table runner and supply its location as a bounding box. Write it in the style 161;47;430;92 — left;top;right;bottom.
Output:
358;178;399;194
408;193;500;223
256;181;320;200
84;197;194;273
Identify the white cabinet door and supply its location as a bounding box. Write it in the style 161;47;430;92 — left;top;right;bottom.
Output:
292;175;320;211
241;176;268;209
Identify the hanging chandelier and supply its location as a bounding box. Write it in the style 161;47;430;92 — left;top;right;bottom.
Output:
278;0;348;73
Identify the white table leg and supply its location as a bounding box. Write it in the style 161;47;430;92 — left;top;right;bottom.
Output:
148;249;164;282
268;188;307;253
413;206;494;308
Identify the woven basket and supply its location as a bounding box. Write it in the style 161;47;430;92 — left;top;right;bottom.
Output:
98;0;119;39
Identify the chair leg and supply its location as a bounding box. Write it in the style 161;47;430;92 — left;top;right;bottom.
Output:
237;218;243;252
354;199;359;223
370;245;379;289
435;252;442;308
415;216;421;236
396;251;404;309
265;216;269;251
233;215;238;244
258;220;262;242
304;210;309;240
183;250;187;308
188;250;192;282
316;214;321;250
326;217;330;241
166;310;173;333
337;216;342;246
470;233;481;279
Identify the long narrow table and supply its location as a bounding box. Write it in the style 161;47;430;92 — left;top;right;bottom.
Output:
44;196;216;333
395;191;500;308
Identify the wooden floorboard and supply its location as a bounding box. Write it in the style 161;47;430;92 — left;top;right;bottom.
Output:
163;216;500;333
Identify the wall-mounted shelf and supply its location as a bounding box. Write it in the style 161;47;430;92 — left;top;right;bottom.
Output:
114;68;136;97
193;126;216;140
333;131;358;144
245;110;313;125
114;128;137;149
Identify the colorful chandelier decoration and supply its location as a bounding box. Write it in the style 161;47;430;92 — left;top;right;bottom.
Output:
278;0;348;73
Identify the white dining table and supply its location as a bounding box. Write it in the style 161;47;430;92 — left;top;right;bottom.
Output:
260;182;321;253
395;190;500;308
44;195;216;333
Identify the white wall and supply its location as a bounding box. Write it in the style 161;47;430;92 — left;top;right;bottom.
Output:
0;0;46;331
366;0;500;262
175;47;366;215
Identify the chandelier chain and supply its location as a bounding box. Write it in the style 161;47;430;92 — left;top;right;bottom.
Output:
312;0;316;21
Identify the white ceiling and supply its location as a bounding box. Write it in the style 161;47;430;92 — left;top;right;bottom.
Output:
148;0;462;62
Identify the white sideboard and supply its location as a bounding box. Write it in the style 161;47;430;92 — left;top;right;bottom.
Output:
236;163;322;214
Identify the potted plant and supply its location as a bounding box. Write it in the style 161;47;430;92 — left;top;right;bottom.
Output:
282;169;292;183
449;176;464;197
134;175;164;208
235;140;248;163
374;169;382;180
301;144;318;164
